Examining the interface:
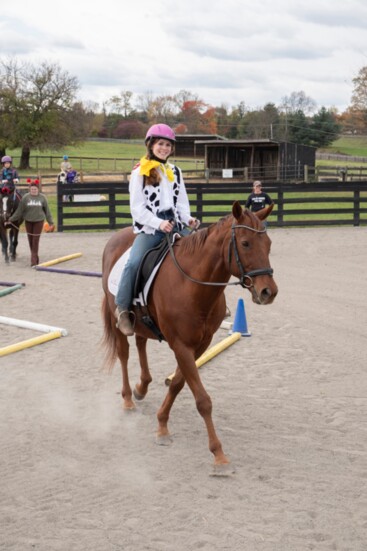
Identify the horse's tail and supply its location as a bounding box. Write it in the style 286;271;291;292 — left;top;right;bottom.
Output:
101;294;118;373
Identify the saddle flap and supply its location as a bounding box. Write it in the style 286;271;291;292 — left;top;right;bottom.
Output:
133;238;170;298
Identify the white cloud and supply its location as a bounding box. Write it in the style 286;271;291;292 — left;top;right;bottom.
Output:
1;0;366;112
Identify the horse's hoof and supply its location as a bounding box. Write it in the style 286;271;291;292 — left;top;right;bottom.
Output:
155;433;173;446
210;462;236;477
122;400;136;411
133;385;146;401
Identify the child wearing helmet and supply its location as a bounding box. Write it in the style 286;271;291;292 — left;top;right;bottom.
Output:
115;123;200;336
1;156;19;195
60;155;72;173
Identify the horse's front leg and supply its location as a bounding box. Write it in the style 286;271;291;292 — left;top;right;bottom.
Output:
174;344;231;470
133;335;152;401
10;227;19;260
115;330;135;410
1;232;9;263
156;368;186;444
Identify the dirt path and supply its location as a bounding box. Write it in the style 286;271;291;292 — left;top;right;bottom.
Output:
1;227;367;550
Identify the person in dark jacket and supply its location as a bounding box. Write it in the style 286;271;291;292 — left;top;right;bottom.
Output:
8;178;55;266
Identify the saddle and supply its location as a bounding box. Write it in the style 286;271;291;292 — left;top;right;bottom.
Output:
108;233;182;341
133;237;170;299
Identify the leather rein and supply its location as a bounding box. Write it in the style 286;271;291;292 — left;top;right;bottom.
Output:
166;223;273;289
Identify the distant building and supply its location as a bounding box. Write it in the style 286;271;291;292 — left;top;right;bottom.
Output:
194;139;316;181
175;134;226;157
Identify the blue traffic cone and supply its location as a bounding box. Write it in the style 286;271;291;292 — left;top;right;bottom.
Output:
229;298;251;337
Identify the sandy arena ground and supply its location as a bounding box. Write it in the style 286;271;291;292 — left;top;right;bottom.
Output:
1;225;367;551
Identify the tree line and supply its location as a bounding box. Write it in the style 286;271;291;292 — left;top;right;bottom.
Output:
1;58;367;169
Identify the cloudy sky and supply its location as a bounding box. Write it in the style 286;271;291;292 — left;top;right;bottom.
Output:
1;0;366;113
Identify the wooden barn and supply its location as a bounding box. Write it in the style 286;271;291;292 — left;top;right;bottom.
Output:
175;134;226;157
194;139;316;181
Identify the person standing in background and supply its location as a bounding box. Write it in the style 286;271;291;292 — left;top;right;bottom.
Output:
7;178;55;266
245;180;273;212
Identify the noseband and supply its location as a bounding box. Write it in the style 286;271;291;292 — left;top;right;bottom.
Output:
229;224;274;288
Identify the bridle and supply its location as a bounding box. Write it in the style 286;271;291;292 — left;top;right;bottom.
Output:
166;222;273;289
228;224;274;288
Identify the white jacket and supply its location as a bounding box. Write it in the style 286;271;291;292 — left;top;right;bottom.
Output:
129;163;192;234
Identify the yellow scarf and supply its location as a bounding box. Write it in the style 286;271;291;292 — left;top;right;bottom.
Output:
139;157;174;182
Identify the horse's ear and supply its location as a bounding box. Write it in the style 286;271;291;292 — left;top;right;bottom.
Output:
232;201;243;221
255;203;274;221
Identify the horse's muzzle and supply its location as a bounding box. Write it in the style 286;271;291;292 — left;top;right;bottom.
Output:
251;278;278;305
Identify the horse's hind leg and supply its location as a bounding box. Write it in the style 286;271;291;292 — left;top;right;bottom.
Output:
115;333;135;410
133;335;152;401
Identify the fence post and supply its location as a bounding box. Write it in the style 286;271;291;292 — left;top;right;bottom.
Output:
56;181;63;232
304;165;308;183
353;190;360;226
109;188;116;229
196;188;203;222
277;182;284;226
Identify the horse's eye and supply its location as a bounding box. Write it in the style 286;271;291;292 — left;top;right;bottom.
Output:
242;240;249;248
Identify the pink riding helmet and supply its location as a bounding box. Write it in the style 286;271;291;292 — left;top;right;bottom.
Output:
1;155;12;163
145;124;176;144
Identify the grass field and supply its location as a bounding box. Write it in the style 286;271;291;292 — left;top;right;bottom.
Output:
319;136;367;156
6;141;203;175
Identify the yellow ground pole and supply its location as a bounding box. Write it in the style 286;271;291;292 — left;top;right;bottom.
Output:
164;332;242;385
0;330;63;358
36;253;83;268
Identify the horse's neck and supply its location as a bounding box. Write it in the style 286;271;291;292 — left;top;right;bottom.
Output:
176;221;231;288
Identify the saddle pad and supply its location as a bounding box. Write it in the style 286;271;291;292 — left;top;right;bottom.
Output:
107;247;167;306
108;248;131;296
108;233;181;304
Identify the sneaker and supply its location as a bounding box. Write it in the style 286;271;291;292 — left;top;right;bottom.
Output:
115;308;134;336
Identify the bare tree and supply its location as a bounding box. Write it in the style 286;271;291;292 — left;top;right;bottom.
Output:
351;66;367;111
279;90;317;115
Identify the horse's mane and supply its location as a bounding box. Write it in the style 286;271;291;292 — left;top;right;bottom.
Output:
178;214;232;255
178;209;263;255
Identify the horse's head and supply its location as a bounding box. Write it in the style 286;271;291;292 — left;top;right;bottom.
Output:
0;191;19;223
228;201;278;305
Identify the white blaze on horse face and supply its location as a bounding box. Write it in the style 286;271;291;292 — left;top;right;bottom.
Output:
2;196;8;214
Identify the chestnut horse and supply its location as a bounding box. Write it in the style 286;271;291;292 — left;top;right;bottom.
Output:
0;192;21;263
102;201;278;473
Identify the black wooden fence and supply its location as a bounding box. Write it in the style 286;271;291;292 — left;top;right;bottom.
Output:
57;180;367;231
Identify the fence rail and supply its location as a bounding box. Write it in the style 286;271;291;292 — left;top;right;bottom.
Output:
56;180;367;231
